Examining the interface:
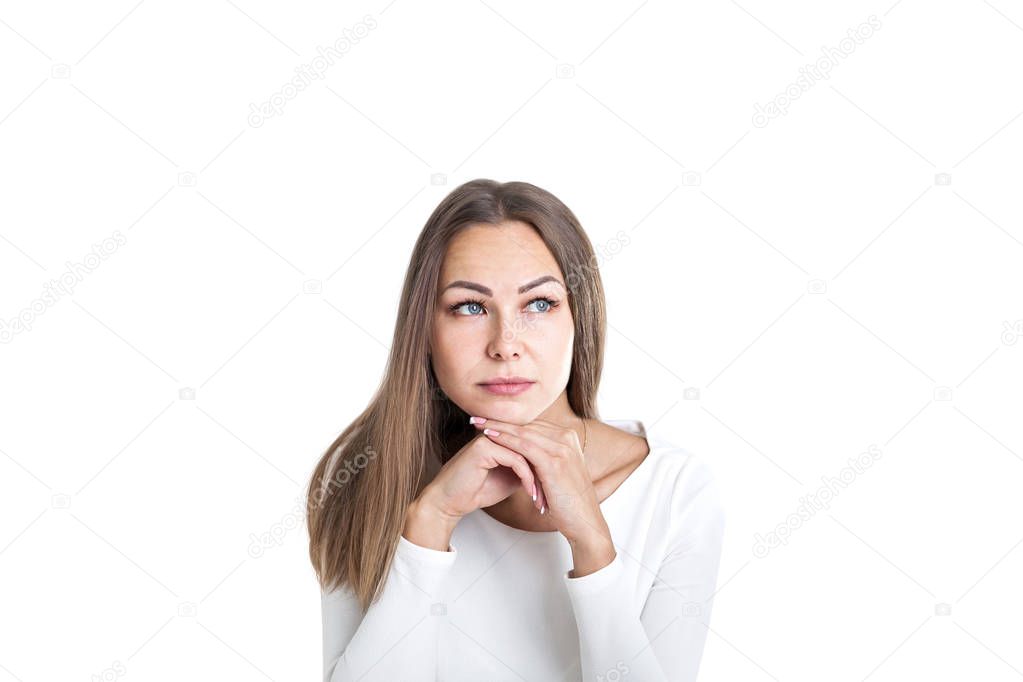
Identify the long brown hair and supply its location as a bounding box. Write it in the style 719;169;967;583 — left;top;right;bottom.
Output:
306;179;607;611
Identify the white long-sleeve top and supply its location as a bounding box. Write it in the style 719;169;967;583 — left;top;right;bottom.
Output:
320;418;726;681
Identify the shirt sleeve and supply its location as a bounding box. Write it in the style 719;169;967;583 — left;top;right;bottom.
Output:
562;455;726;681
321;534;458;682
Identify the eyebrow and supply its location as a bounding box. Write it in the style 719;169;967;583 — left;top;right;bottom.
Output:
441;275;565;297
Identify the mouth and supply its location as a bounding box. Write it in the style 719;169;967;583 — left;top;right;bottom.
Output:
477;377;536;396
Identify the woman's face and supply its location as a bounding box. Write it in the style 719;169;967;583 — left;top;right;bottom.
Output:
429;221;575;425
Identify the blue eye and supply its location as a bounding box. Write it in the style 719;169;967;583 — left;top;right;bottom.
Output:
451;300;485;315
448;297;560;316
525;298;553;313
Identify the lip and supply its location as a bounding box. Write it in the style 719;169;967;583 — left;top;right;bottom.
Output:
477;377;536;396
479;376;534;385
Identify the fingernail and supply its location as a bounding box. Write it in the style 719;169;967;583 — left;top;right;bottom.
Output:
469;416;486;424
483;428;500;437
540;505;546;515
531;483;537;501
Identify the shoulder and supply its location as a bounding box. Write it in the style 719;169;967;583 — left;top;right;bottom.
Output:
662;445;720;494
651;443;727;540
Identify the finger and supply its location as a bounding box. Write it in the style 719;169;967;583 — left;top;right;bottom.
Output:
536;476;548;515
475;418;566;456
471;416;562;437
520;418;568;439
488;439;545;512
482;427;553;476
482;429;558;516
483;444;537;502
474;421;557;514
527;458;547;513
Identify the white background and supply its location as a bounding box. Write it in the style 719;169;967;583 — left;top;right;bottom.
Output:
2;1;1022;680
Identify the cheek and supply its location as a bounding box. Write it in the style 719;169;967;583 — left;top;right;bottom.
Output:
431;318;475;372
535;317;574;365
553;312;574;348
560;328;575;365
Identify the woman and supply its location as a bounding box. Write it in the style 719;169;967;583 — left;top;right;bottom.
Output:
308;179;726;681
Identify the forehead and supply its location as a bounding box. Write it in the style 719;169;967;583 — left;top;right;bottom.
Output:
439;222;563;287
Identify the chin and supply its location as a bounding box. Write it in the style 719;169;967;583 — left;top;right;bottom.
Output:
464;399;534;423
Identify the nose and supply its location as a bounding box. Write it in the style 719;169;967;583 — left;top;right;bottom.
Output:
486;309;525;360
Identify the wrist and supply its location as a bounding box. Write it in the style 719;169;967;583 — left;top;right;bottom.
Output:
568;530;614;555
416;485;464;527
403;492;461;552
568;531;615;578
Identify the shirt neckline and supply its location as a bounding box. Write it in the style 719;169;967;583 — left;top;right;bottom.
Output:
476;417;658;537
